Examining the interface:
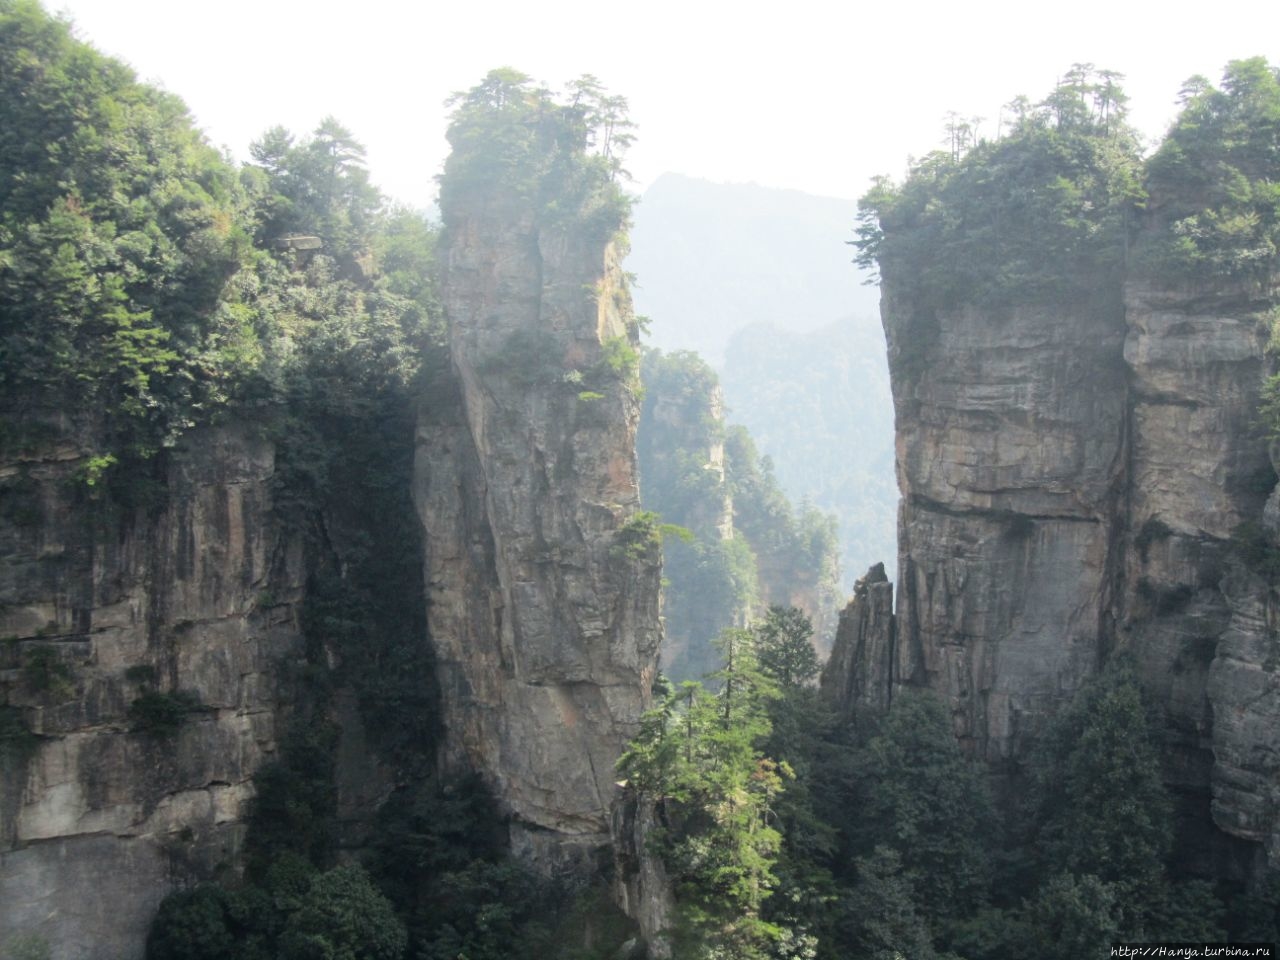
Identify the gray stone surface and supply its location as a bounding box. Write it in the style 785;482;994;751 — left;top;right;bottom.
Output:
820;563;895;719
849;267;1280;863
0;423;306;959
880;285;1128;761
416;194;665;937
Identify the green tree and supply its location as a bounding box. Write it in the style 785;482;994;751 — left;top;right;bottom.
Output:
853;65;1143;311
248;117;382;258
277;865;407;960
849;691;994;923
440;67;633;239
0;0;257;462
1141;57;1280;279
1019;873;1120;960
754;606;820;689
619;630;789;958
829;847;938;960
1024;666;1172;926
146;886;237;960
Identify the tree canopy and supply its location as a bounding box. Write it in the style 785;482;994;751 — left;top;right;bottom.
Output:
439;67;634;239
1140;57;1280;279
853;64;1143;309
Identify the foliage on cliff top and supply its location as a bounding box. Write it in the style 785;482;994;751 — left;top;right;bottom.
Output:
439;68;634;239
853;64;1143;310
0;0;253;456
1139;57;1280;281
0;0;441;483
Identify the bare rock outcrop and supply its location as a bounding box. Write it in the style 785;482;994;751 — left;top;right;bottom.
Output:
415;194;662;881
846;266;1280;866
820;562;894;719
0;422;307;959
883;285;1129;761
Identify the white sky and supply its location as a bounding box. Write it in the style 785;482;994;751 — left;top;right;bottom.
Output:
53;0;1280;208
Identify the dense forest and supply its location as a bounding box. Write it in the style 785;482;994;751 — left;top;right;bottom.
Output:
3;2;1280;958
638;348;842;680
629;176;897;589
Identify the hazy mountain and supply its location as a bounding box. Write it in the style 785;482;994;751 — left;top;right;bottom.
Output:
629;172;879;365
721;318;897;588
630;174;896;588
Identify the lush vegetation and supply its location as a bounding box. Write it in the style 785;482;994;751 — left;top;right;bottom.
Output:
0;0;441;505
854;64;1142;312
623;640;1263;959
720;318;897;588
855;59;1280;307
0;6;645;959
8;13;1280;958
439;67;633;240
638;349;841;680
1140;58;1280;280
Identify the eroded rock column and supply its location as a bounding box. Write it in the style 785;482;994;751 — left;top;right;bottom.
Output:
415;197;662;874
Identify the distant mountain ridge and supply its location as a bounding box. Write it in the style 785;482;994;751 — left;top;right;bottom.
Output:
630;173;896;588
629;172;879;364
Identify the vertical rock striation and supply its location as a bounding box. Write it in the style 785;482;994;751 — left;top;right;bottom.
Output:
846;266;1280;867
1120;277;1276;834
833;66;1280;873
820;562;894;719
415;193;662;876
0;421;308;960
883;285;1129;762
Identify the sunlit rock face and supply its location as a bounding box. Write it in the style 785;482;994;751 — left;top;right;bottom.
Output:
0;421;309;960
850;262;1280;869
415;191;662;884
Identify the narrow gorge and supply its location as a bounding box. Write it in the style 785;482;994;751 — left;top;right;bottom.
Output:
3;8;1280;957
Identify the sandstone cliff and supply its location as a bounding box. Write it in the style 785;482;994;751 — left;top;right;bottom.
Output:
830;66;1280;875
827;266;1280;872
0;421;308;959
820;561;893;717
416;192;663;880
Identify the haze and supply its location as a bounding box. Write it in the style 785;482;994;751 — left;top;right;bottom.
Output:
55;0;1279;208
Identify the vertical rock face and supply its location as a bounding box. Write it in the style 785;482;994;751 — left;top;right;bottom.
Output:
415;196;662;873
1120;278;1275;814
884;286;1129;761
857;267;1280;866
820;562;895;718
0;422;307;960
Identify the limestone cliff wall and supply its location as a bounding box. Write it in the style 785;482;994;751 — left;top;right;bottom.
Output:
843;268;1280;870
415;197;662;877
1120;278;1276;851
0;421;307;960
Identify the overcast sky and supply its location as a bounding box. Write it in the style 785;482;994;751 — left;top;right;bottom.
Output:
54;0;1280;208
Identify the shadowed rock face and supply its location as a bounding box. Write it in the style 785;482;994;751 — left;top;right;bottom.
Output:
821;562;894;718
0;189;666;957
842;266;1280;869
885;286;1130;763
0;422;309;960
416;195;662;877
